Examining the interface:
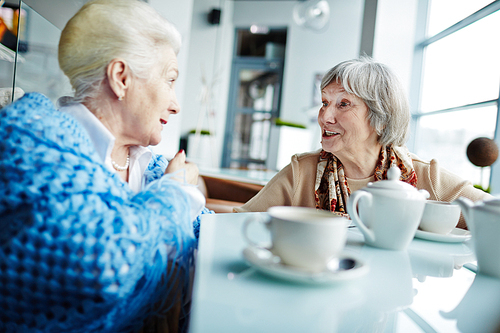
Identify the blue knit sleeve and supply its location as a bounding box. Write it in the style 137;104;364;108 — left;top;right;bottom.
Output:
144;153;213;240
144;153;168;184
0;93;197;333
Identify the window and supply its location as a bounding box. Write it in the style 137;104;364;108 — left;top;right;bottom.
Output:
411;0;500;192
222;28;287;170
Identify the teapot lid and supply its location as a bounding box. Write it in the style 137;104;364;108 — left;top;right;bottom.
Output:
365;166;417;192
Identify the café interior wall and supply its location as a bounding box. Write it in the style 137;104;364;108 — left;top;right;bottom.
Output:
169;0;234;165
175;0;366;167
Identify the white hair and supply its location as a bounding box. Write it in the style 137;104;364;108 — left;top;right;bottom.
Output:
58;0;181;107
321;57;410;146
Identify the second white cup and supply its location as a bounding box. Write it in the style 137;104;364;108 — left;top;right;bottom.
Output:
419;200;461;235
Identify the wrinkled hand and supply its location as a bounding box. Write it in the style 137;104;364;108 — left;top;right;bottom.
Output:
165;150;199;185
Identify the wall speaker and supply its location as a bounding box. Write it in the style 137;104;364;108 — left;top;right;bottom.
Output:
208;8;221;25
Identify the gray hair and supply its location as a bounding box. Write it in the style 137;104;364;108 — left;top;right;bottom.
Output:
58;0;181;107
320;57;410;146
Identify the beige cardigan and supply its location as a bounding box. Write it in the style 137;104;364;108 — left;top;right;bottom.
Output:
235;150;492;229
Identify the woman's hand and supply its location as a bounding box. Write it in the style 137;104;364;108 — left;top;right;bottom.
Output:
165;149;199;185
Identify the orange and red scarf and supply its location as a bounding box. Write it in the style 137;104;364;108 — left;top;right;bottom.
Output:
314;145;418;217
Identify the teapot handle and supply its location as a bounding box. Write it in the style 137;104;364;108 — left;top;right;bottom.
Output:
347;191;376;243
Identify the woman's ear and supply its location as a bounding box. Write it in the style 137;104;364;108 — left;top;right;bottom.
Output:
106;58;130;100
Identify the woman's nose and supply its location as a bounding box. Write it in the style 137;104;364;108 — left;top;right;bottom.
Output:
169;93;180;114
321;106;336;124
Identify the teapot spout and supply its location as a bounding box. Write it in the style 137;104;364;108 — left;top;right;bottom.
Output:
453;197;474;230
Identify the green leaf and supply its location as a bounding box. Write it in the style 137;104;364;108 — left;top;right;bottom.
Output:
473;184;491;193
274;118;306;129
188;129;211;135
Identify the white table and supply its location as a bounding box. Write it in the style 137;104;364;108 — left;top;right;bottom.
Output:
189;212;500;333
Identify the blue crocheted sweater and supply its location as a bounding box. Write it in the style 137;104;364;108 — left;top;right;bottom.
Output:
0;93;206;332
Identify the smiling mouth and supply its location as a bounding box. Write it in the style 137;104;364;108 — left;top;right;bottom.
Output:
323;130;339;137
160;119;167;125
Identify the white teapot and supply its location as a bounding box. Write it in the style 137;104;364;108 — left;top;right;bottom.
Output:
454;197;500;278
347;166;429;250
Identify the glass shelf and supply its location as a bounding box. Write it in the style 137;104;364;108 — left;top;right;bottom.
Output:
0;0;72;109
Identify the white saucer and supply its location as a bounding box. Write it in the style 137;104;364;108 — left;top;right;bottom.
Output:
242;246;368;284
414;228;471;243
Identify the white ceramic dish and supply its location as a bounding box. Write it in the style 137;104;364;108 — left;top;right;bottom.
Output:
414;228;471;243
242;246;368;284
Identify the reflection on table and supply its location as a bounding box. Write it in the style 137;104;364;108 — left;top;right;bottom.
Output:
189;212;500;333
440;274;500;333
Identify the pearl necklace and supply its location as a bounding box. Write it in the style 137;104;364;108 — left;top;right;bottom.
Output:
111;154;130;171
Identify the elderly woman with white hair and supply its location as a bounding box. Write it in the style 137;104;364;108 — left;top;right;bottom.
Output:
0;0;209;332
236;57;491;228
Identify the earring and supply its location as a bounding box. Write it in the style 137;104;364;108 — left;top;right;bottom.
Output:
118;95;124;101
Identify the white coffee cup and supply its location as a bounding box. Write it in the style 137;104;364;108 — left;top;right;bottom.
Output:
419;200;461;234
243;206;349;272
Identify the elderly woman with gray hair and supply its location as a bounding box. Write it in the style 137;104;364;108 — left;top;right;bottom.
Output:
236;57;491;228
0;0;209;332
